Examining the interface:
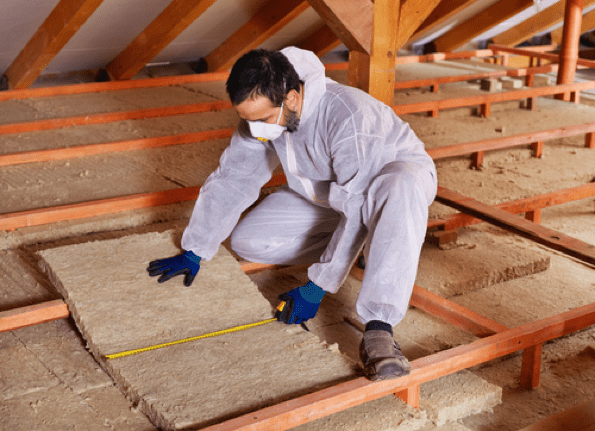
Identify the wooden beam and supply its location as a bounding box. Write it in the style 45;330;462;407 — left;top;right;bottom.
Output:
552;8;595;45
0;100;232;135
203;0;309;71
493;0;576;47
296;25;342;58
433;0;534;53
0;300;70;333
395;0;442;51
4;0;104;89
306;0;374;54
105;0;218;80
368;0;400;105
411;0;482;42
200;302;595;430
435;186;595;266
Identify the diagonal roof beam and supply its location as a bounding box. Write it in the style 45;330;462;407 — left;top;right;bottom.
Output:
297;25;342;58
395;0;442;51
306;0;374;53
552;8;595;45
203;0;309;71
411;0;482;43
433;0;534;53
494;0;595;47
105;0;218;81
4;0;104;89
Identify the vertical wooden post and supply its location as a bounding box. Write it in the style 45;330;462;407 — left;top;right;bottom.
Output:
520;344;543;389
481;102;491;117
396;384;420;409
586;132;595;148
368;0;400;106
531;141;544;158
472;151;484;169
556;0;584;101
525;209;541;224
348;51;371;92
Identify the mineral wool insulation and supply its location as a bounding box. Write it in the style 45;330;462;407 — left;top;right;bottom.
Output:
38;230;355;430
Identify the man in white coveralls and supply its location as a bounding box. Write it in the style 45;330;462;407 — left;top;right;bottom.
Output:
148;47;437;381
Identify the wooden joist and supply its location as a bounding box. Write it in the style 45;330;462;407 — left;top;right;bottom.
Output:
433;0;534;53
105;0;218;80
490;44;595;68
4;0;104;89
394;0;443;52
200;302;595;430
203;0;309;71
436;187;595;266
0;300;69;332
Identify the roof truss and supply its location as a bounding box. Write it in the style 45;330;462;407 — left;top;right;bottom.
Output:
105;0;219;80
411;0;482;43
203;0;309;71
433;0;535;52
551;7;595;45
4;0;104;89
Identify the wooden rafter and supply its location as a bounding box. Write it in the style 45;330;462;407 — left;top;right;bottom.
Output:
203;0;309;71
296;25;342;58
395;0;442;51
105;0;219;81
433;0;534;53
494;0;595;47
551;8;595;45
4;0;104;89
306;0;374;54
411;0;481;43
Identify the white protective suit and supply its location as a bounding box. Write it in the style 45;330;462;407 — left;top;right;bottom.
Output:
182;47;437;326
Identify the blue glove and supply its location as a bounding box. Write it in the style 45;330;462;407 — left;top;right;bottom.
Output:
147;251;201;287
276;281;326;325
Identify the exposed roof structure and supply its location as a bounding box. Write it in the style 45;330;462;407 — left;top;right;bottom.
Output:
1;0;595;89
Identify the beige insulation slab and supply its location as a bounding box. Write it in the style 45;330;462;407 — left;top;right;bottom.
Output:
38;231;356;430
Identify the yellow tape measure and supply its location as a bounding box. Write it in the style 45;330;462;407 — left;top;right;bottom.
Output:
104;302;285;360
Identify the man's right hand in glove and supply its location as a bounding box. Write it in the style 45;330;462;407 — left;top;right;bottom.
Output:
147;250;201;287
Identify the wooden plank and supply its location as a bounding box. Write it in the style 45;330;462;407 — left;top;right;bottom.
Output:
0;300;69;333
492;0;573;47
394;0;442;51
520;398;595;430
4;0;104;89
200;302;595;430
552;8;595;45
203;0;309;71
440;182;595;231
306;0;374;54
0;100;232;135
411;0;482;42
393;80;595;115
296;25;342;58
105;0;218;80
426;121;595;160
433;0;534;53
0;173;287;232
0;71;231;102
520;343;542;389
368;0;400;105
348;50;370;92
0;128;235;167
490;44;595;68
435;186;595;266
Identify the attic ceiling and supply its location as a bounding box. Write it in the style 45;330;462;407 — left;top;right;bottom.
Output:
1;0;595;89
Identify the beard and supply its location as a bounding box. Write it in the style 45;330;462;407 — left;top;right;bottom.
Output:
284;107;300;133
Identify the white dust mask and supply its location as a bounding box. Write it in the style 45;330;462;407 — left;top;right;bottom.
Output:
248;101;286;141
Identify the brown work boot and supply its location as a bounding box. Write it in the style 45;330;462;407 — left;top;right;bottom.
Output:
359;330;411;381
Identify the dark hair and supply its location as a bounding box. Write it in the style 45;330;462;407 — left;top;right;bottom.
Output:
226;49;302;106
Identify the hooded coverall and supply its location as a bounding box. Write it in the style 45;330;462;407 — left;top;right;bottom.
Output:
181;47;437;327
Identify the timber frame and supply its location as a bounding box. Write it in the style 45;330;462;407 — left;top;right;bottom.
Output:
1;45;595;429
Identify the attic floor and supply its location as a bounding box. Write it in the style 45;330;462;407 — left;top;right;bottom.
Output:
1;59;595;430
